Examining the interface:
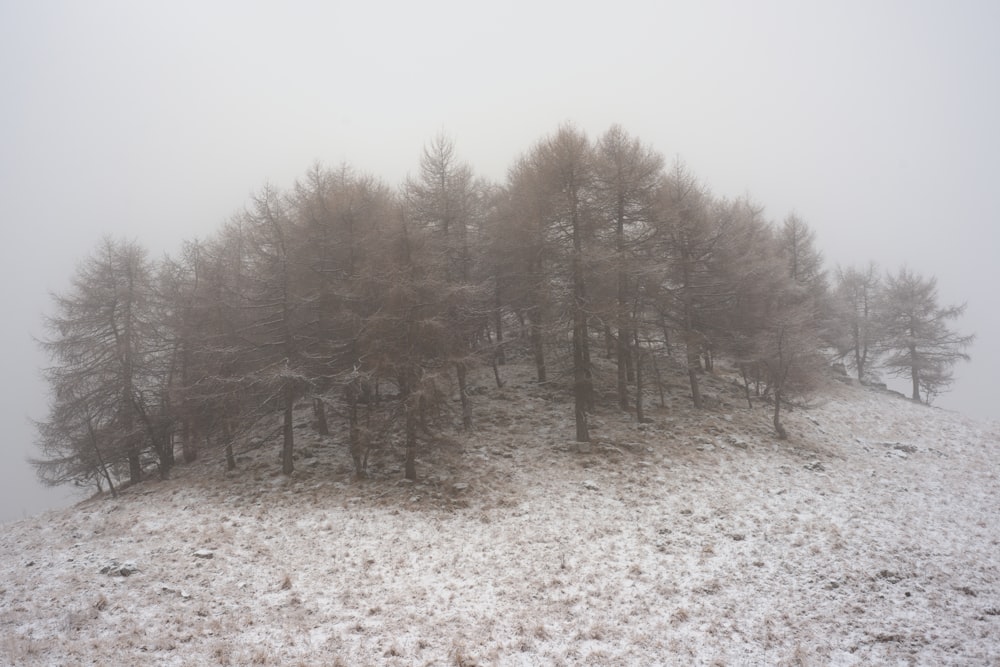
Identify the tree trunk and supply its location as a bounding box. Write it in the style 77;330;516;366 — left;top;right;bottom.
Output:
910;346;920;401
128;449;142;485
404;400;418;480
313;397;330;436
222;424;236;471
741;366;754;410
281;384;294;475
617;325;629;411
634;329;645;423
773;387;787;439
491;353;504;389
529;309;546;383
456;361;472;430
651;352;666;408
853;323;865;381
181;420;197;463
494;285;506;366
347;381;365;477
87;416;117;498
687;356;703;410
572;255;591;445
684;315;703;408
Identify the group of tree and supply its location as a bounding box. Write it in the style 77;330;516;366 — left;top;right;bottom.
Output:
833;263;974;403
32;124;973;493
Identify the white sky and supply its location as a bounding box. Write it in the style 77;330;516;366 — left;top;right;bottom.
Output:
2;0;997;521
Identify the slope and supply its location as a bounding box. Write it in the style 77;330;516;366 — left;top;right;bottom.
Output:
1;361;998;666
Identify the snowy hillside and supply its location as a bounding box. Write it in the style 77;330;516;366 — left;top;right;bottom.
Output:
2;363;998;666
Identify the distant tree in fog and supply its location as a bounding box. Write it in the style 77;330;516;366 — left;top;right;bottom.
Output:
833;262;882;382
877;267;974;404
34;238;160;490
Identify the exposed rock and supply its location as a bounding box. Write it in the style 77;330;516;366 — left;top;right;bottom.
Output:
193;549;214;559
101;560;138;576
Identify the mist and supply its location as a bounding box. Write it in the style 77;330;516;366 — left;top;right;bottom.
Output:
2;0;998;522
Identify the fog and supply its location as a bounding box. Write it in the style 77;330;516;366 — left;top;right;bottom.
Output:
2;1;997;523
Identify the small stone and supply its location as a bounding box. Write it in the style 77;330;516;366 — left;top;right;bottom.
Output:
193;549;214;559
582;480;599;491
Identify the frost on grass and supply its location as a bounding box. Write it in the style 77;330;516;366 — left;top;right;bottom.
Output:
1;363;998;666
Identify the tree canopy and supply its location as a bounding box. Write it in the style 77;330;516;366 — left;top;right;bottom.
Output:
34;125;974;491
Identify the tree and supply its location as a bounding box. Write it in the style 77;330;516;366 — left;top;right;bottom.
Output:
593;125;663;412
405;135;488;430
779;213;826;295
534;124;596;444
878;267;974;403
238;186;313;475
35;237;158;488
834;262;881;382
354;200;462;480
655;161;719;409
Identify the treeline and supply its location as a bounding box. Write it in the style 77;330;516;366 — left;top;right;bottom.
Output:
33;124;973;494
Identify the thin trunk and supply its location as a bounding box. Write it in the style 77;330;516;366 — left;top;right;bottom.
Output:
127;448;141;485
572;257;591;445
651;352;666;408
223;423;236;471
348;387;364;477
281;383;294;475
853;322;864;381
86;415;117;498
494;287;506;365
773;386;787;439
456;361;472;430
313;397;330;436
616;324;629;411
634;329;645;423
741;366;753;410
491;352;504;388
686;332;703;409
529;308;546;383
181;420;197;463
404;400;418;480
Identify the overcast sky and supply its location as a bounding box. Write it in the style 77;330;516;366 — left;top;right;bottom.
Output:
2;0;997;523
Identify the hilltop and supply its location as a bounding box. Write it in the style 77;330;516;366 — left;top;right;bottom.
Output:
2;361;998;666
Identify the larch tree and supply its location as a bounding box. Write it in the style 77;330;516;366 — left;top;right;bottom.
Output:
655;161;721;409
238;186;313;474
532;124;597;445
878;266;974;403
499;152;556;384
405;134;487;430
593;124;664;412
834;262;881;382
35;237;157;487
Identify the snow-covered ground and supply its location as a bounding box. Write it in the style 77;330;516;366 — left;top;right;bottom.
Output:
2;363;998;666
